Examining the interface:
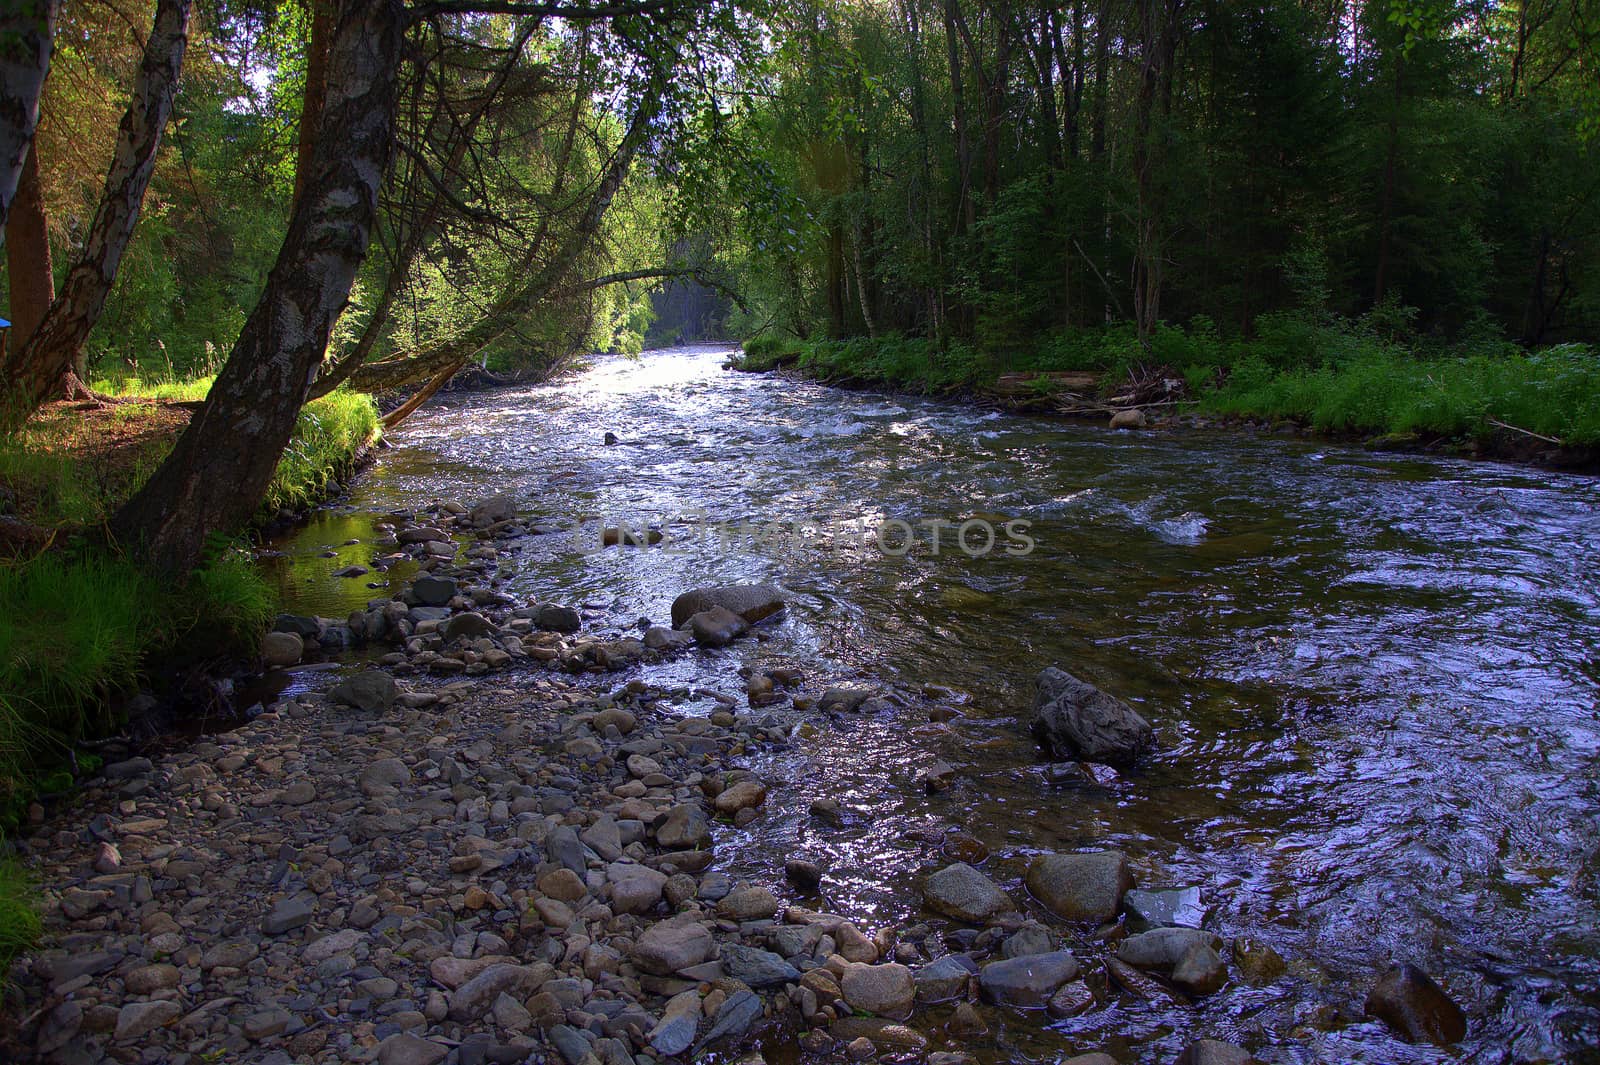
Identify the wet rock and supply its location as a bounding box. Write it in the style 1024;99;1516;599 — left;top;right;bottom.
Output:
1110;408;1146;429
1048;980;1096;1018
114;1000;180;1042
830;1018;929;1051
1175;1039;1256;1065
469;494;517;526
261;631;303;668
36;1001;83;1055
633;915;714;975
1365;964;1468;1046
274;612;321;637
649;989;701;1056
948;1003;987;1037
1126;886;1207;929
922;862;1016;923
841;962;915;1017
1118;927;1224;971
1231;936;1286;984
689;606;749;647
535;604;582;632
785;858;824;890
411;575;457;607
330;670;398;713
809;798;846;827
721;944;800;987
1002;921;1057;959
818;687;873;712
444;611;494;638
1172;943;1228;995
378;1033;450;1065
913;954;976;1003
714;779;767;815
979;952;1081;1008
644;625;692;650
1064;1056;1119;1065
671;584;786;628
1025;850;1133;922
1032;667;1153;765
919;760;958;792
717;885;779;921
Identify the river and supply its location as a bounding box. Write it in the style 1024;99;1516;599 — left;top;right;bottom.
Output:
264;344;1600;1063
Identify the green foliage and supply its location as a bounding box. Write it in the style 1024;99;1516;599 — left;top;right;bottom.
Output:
261;390;382;517
0;858;41;976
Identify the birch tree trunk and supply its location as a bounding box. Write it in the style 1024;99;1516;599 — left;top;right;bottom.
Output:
112;0;403;573
0;0;57;235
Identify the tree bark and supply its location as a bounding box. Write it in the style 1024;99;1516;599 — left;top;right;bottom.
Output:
292;0;335;207
112;0;403;573
0;0;191;429
6;143;53;345
0;0;57;236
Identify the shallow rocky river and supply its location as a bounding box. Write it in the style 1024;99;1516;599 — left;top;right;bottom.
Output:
260;343;1600;1063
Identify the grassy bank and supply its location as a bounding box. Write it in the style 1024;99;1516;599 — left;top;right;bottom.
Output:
738;318;1600;450
0;383;380;969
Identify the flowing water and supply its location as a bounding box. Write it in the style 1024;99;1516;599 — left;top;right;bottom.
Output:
265;345;1600;1063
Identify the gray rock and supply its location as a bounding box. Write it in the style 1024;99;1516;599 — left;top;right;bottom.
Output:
469;495;517;526
717;885;779;921
377;1034;450;1065
643;625;692;650
1126;886;1208;929
1173;943;1228;995
447;963;551;1021
261;894;315;935
670;584;786;628
546;825;587;873
648;989;701;1056
1365;964;1467;1046
114;1000;180;1042
633;915;714;975
549;1024;593;1065
914;954;977;1003
261;631;303;668
840;962;915;1017
1002;921;1057;959
818;687;873;712
444;612;494;639
689;606;748;647
411;575;457;607
358;757;411;796
979;952;1081;1008
36;1001;83;1055
923;862;1016;923
535;604;582;632
1025;850;1133;923
1032;666;1153;765
655;804;710;850
1117;927;1224;971
721;944;800;987
274;613;321;637
1175;1039;1256;1065
330;670;398;713
695;989;763;1052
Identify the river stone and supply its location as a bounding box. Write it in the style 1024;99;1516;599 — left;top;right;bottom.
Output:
1232;936;1286;984
330;670;398;713
633;915;714;975
261;631;303;668
923;862;1016;923
979;952;1081;1008
689;606;748;647
1065;1057;1119;1065
1002;921;1057;959
443;611;494;639
1032;666;1153;765
1049;980;1097;1018
1118;927;1224;971
377;1033;450;1065
612;874;665;915
1025;850;1133;922
670;584;786;628
469;494;516;526
535;604;582;632
447;963;551;1021
1126;886;1207;929
1364;964;1467;1046
718;885;780;920
123;962;180;995
411;575;457;607
358;757;411;796
1110;408;1146;429
649;989;701;1056
840;962;915;1017
274;612;321;637
1172;942;1228;995
829;1018;930;1051
1175;1039;1256;1065
114;1000;180;1041
303;928;364;964
721;944;800;987
714;779;767;814
261;894;315;935
695;989;763;1052
914;954;977;1003
644;625;692;650
656;804;711;849
36;1001;83;1055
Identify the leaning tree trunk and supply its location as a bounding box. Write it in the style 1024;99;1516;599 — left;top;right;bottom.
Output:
5;143;53;344
112;0;403;574
0;0;190;429
0;0;57;235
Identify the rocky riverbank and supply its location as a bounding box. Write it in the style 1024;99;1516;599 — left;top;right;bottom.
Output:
4;498;1475;1065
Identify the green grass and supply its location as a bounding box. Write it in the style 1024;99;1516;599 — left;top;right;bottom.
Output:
262;389;382;516
0;858;41;975
740;323;1600;448
90;373;216;403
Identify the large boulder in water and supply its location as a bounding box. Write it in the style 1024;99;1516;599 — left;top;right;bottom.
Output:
1364;964;1467;1046
670;585;785;629
1025;850;1132;923
1032;666;1153;766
